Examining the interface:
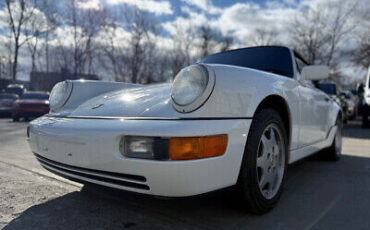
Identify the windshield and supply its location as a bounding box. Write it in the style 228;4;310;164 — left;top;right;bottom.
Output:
0;94;17;100
200;46;294;78
20;93;49;100
318;83;337;95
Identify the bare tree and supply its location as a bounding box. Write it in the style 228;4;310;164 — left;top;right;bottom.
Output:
352;3;370;69
199;25;213;57
198;25;235;57
324;0;358;67
250;28;278;46
124;8;157;83
353;35;370;70
219;36;234;52
24;6;49;72
4;0;37;80
25;27;41;72
290;0;358;69
99;22;126;81
0;33;14;79
62;0;106;75
39;0;58;72
290;10;329;64
53;35;73;72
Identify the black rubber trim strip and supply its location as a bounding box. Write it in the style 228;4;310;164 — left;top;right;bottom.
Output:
45;114;253;120
38;160;150;190
34;153;146;182
35;154;149;190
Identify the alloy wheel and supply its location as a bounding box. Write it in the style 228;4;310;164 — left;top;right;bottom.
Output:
256;123;285;199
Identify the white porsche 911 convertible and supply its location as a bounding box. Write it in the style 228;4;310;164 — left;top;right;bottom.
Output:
28;46;342;214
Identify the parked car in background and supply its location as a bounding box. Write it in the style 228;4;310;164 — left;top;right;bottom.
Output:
0;93;18;117
318;82;348;123
12;91;49;122
361;67;370;128
340;91;357;120
28;46;342;214
350;89;360;115
5;84;25;96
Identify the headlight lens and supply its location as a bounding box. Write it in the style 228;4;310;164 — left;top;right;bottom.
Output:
171;64;215;113
49;81;73;111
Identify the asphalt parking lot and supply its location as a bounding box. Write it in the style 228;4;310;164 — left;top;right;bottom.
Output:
1;118;370;230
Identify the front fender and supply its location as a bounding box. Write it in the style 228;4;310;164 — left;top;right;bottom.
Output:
200;64;300;118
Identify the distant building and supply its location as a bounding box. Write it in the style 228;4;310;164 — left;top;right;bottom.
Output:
30;70;99;91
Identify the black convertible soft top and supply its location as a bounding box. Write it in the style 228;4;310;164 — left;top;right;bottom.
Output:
201;46;307;78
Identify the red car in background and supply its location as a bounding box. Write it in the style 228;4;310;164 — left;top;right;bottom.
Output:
0;93;19;117
12;91;50;122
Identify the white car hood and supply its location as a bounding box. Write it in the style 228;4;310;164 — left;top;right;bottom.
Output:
67;83;176;117
49;64;300;119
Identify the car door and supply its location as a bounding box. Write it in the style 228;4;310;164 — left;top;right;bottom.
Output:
294;57;330;147
297;80;329;146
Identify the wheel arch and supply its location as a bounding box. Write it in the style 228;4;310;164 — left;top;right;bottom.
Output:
253;95;292;149
337;110;343;123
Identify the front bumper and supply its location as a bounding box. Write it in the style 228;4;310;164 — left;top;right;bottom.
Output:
28;116;251;197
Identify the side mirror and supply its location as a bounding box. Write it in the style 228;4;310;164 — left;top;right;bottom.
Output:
301;65;329;81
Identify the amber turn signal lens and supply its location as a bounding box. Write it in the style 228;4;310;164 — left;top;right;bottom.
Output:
169;135;228;160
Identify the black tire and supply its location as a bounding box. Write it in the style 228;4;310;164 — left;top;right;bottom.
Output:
12;116;19;122
237;108;288;214
362;108;370;128
323;117;342;161
343;117;348;124
349;113;355;120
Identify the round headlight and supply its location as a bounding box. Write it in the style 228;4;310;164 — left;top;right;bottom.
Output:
171;64;215;113
49;81;73;111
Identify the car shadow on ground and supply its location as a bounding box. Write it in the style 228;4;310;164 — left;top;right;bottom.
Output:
4;154;370;230
4;121;370;230
342;119;370;139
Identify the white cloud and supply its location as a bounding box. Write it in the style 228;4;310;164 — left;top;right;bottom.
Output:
107;0;173;15
181;0;222;14
1;0;367;83
76;0;101;10
167;2;296;46
162;6;208;36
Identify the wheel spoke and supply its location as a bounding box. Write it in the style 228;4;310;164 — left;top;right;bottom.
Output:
257;140;269;170
257;155;269;171
269;127;277;145
265;171;276;190
261;134;270;149
259;174;267;188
